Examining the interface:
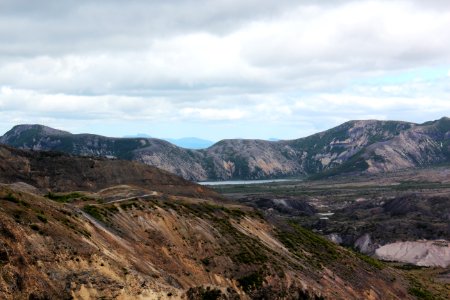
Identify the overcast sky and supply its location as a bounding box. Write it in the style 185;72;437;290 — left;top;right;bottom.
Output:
0;0;449;141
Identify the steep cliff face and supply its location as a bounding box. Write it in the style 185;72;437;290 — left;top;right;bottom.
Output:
0;147;413;299
1;117;449;181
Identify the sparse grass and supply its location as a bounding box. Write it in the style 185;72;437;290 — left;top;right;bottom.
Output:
171;201;270;265
180;201;250;220
211;218;268;264
353;251;384;270
408;278;437;300
276;222;340;269
408;287;435;300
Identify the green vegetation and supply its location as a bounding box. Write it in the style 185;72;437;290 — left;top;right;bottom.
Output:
200;257;210;266
82;203;123;223
310;150;369;180
83;205;106;222
408;285;435;300
405;275;445;300
434;116;450;133
1;193;30;207
7;126;42;147
237;271;264;292
394;181;450;191
234;248;267;264
393;264;426;271
45;192;85;203
57;215;91;238
120;202;137;210
186;286;223;300
105;205;120;213
180;202;249;220
36;214;48;223
3;193;19;203
29;224;40;231
233;155;252;178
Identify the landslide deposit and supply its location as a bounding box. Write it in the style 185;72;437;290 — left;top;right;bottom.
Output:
375;240;450;267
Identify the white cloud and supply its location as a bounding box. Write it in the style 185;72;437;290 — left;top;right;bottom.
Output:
0;0;449;139
180;107;247;121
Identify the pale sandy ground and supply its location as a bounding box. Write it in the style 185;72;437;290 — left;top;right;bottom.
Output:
375;240;450;267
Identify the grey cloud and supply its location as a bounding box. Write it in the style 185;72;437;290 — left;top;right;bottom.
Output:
0;0;305;57
0;0;449;139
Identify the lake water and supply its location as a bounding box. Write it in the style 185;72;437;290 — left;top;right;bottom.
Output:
197;179;297;186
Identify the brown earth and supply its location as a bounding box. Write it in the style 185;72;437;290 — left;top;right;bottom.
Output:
0;145;416;299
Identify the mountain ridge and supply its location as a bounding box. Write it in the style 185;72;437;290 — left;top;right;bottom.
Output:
1;117;449;181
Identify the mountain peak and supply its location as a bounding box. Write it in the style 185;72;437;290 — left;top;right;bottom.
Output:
8;124;70;136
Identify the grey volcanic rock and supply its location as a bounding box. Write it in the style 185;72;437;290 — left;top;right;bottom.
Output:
362;117;450;173
1;117;449;181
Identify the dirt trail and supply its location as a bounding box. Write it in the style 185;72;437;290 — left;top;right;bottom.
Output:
105;192;158;204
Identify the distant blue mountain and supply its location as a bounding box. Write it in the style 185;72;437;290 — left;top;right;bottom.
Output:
123;133;152;138
166;137;215;149
123;134;214;149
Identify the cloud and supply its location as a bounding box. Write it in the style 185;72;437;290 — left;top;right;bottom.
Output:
0;0;449;139
180;108;247;121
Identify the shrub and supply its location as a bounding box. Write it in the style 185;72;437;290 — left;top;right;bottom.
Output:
83;205;106;222
3;193;19;203
37;214;48;223
237;271;264;292
186;286;223;300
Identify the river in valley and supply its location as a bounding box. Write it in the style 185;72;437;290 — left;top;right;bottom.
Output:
197;179;298;186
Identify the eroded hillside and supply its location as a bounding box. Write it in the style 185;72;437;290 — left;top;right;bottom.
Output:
0;146;417;299
0;184;413;299
1;117;449;181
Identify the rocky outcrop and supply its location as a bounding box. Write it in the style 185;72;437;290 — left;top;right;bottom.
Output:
1;117;449;181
